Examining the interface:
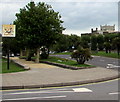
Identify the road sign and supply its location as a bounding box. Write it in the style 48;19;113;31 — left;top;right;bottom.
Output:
2;25;16;37
2;24;16;70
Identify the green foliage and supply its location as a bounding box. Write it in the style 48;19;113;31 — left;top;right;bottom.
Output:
112;36;120;55
104;42;111;53
2;58;27;73
41;56;94;68
81;35;90;48
97;35;104;51
52;34;81;52
92;51;120;59
14;1;64;61
2;37;20;56
68;34;81;50
40;46;49;59
91;35;97;51
71;47;92;64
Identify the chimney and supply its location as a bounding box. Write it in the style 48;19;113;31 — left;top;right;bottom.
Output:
91;28;93;33
96;28;98;31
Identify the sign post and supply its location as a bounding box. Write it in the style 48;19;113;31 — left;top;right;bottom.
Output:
2;24;16;70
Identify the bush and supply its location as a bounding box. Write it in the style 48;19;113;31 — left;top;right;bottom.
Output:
71;47;92;64
40;46;49;59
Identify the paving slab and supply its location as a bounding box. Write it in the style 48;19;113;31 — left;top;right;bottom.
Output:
1;57;119;89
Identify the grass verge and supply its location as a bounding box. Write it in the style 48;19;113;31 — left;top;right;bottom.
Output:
41;56;95;68
92;51;120;59
1;58;27;74
52;51;120;59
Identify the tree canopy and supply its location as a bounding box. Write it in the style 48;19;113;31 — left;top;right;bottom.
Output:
14;1;64;62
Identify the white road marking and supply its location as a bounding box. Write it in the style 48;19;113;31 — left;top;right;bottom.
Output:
3;91;53;95
107;64;120;68
3;90;77;95
3;88;93;95
56;88;68;90
3;95;66;101
109;92;119;95
72;88;93;92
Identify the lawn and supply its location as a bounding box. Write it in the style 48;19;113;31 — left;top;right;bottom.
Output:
92;51;120;59
52;51;120;59
41;56;94;68
1;58;27;74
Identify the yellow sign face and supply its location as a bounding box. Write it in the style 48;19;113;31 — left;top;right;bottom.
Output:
2;25;16;37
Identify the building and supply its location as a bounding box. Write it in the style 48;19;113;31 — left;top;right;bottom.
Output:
81;24;116;36
99;24;115;34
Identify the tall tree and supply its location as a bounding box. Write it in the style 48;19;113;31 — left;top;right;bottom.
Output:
97;35;104;51
68;34;81;50
104;34;111;53
81;35;90;49
112;34;120;55
91;35;97;51
15;1;64;62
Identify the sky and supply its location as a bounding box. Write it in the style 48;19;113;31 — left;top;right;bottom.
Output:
0;0;119;36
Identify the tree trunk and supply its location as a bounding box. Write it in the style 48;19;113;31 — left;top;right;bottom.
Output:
20;49;23;57
35;47;40;63
26;48;31;61
105;48;108;53
46;47;49;59
117;47;120;56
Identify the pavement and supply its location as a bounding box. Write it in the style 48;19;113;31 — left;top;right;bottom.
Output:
1;57;119;90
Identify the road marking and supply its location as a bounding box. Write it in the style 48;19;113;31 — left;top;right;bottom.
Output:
72;88;92;92
3;91;54;95
109;92;119;95
107;64;120;68
3;95;66;101
3;91;73;95
2;78;119;92
3;88;93;95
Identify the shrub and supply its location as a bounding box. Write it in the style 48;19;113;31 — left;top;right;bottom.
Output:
71;47;92;64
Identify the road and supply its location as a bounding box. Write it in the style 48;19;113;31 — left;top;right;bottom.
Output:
2;79;119;101
51;55;120;69
2;55;119;101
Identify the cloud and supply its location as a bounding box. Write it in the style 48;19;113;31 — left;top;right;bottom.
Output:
0;1;118;35
49;2;118;34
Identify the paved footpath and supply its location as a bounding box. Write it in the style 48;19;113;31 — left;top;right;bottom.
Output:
2;57;119;89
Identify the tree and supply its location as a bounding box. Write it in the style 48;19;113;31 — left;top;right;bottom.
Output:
91;35;97;51
51;34;69;52
15;1;64;62
68;34;81;50
81;35;90;49
71;46;92;64
2;37;20;56
112;35;120;55
104;35;111;53
97;35;104;51
104;42;111;53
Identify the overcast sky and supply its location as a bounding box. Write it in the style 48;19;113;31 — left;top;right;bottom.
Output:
0;0;119;36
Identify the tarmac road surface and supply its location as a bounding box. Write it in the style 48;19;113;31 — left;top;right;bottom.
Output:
2;79;119;101
51;55;120;70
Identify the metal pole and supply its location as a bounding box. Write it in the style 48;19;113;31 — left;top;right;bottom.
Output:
7;47;9;70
